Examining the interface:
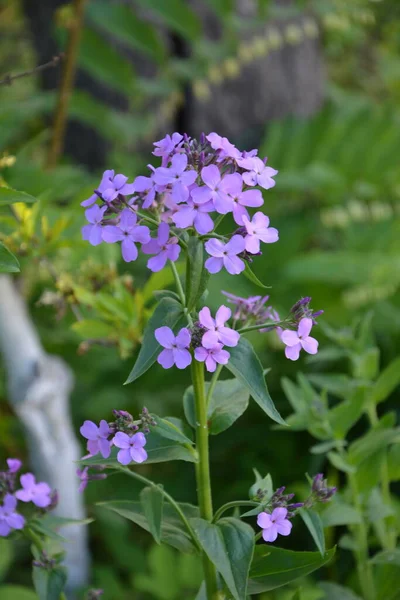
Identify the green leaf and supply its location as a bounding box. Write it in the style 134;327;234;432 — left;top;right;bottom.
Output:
140;486;164;544
319;582;362;599
248;546;335;594
38;514;94;529
0;539;13;580
185;237;209;311
299;509;325;556
327;451;356;474
243;263;270;289
310;440;347;455
320;502;362;527
71;319;115;339
348;427;400;466
248;470;273;502
371;549;400;566
190;517;254;600
135;0;200;40
33;566;67;600
0;187;36;205
150;415;193;445
125;298;184;383
183;378;249;435
388;444;400;481
328;389;366;439
98;500;199;553
142;264;184;303
226;338;286;425
369;357;400;405
0;586;38;600
87;1;165;63
372;550;400;600
0;242;20;273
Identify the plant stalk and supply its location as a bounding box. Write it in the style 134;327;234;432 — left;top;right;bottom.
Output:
191;359;219;599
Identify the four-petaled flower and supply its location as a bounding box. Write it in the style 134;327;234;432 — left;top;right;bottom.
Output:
102;209;150;262
194;339;230;373
82;205;107;246
206;132;241;160
281;317;318;361
7;459;22;474
15;473;52;508
142;223;181;272
153;132;183;165
198;306;240;347
113;432;148;465
155;326;192;369
257;508;292;542
242;212;279;254
82;170;136;207
80;419;112;458
172;197;214;234
240;157;278;190
205;236;246;275
192;166;235;214
222;173;264;225
0;494;25;537
153;154;197;190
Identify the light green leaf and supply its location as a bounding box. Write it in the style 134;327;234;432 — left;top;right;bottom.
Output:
0;539;13;580
243;263;270;289
0;187;36;205
328;389;366;439
125;298;184;383
0;242;20;273
71;319;115;340
319;581;362;599
33;566;67;600
310;440;347;455
370;549;400;566
299;509;325;556
227;338;286;425
140;486;164;544
150;415;193;445
327;451;356;474
388;444;400;481
0;586;38;600
320;502;362;527
135;0;200;40
38;514;94;529
348;427;400;465
369;357;400;405
185;237;209;311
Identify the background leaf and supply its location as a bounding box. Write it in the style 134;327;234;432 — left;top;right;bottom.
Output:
299;509;326;555
141;486;164;544
0;242;20;273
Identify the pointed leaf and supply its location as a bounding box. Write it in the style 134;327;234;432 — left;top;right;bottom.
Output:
318;582;362;599
185;237;209;311
150;415;193;445
135;0;200;40
226;338;286;425
320;502;362;527
369;357;400;405
243;263;270;289
141;486;164;544
299;509;325;556
0;242;20;273
33;566;67;600
0;187;36;205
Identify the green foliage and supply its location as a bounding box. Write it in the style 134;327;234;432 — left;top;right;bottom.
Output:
140;486;164;544
32;565;67;600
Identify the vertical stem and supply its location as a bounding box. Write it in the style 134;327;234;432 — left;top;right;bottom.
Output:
170;261;193;326
47;0;87;168
191;359;218;599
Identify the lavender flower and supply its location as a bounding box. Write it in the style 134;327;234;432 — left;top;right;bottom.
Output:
242;212;279;253
172;197;214;234
191;166;235;214
80;420;112;459
82;205;107;246
257;508;292;542
206;132;241;160
194;339;230;372
77;466;107;493
153;132;183;165
155;326;192;369
0;494;25;536
6;459;22;474
153;154;197;190
198;306;239;347
281;317;318;361
15;474;52;508
239;157;278;190
113;432;147;465
81;171;136;207
312;473;337;502
102;209;150;262
205;236;246;275
142;223;181;272
223;173;264;225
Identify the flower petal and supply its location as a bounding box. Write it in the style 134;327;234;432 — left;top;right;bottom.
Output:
198;307;215;330
301;336;319;355
157;348;175;369
130;447;148;464
155;326;175;349
117;448;132;465
281;330;300;347
285;344;301;361
205;238;225;258
113;432;131;449
173;348;192;369
257;512;271;529
175;328;191;348
80;420;99;441
262;524;278;542
201;165;220;189
205;257;223;274
298;317;313;338
121;238;138;262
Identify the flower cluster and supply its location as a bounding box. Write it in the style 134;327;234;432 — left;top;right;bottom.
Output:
78;408;152;484
0;459;54;537
81;132;278;274
155;305;239;372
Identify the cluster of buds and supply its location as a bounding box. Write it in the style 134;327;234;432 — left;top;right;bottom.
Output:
290;297;324;326
309;473;337;504
32;551;58;570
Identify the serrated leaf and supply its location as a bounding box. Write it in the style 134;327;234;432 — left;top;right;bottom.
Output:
141;486;164;544
0;187;36;205
299;509;325;556
0;242;20;273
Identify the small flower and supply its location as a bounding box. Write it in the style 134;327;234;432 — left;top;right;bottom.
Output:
76;466;107;493
281;317;319;361
194;339;230;372
172;197;214;234
153;132;183;165
82;205;107;246
132;167;158;209
242;212;279;253
142;223;181;272
223;173;264;225
80;420;112;459
15;474;52;508
113;432;147;465
205;236;246;275
7;459;22;474
0;494;25;536
240;157;278;190
102;209;150;262
81;170;136;207
206;132;241;160
153;154;197;189
191;166;236;214
198;306;240;347
155;326;192;369
257;508;292;542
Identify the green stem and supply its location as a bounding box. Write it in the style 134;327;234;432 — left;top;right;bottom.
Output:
192;360;219;599
119;466;201;552
24;527;45;552
238;320;287;334
206;364;223;408
213;214;226;232
135;209;160;227
170;260;193;326
213;500;259;522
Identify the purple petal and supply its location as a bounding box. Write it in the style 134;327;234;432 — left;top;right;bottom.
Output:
225;235;246;255
153;167;174;186
201;165;220;190
121;238;138;262
132;432;147;448
298;317;313;338
120;182;136;196
220;173;242;195
199;307;215;329
205;238;225;258
148;252;168;272
130;226;150;245
89;224;103;246
7;459;22;474
223;255;245;275
175;328;191;348
7;512;25;530
262;524;278;542
245;235;260;254
141;239;161;255
239;189;263;207
15;489;31;502
32;494;51;508
20;473;35;490
171;153;188;174
158;222;170;245
193;212;214;235
218;327;240;347
99;419;111;437
257;512;272;529
3;494;17;510
277;520;292;536
98;438;111;459
202;331;219;347
133;175;153;192
173;348;192;369
119;208;137;231
0;522;11;536
173;206;195;229
102;225;124;244
205;355;217;372
285;344;301;361
113;174;128;189
205;257;223;274
214;348;230;365
171;181;189;204
155;326;175;349
113;432;131;449
301;336;318;355
281;330;300;347
81;194;98;207
232;204;249;225
87;440;100;456
213;191;233;215
166;244;181;262
215;305;230;326
157;348;175;369
180;170;197;187
272;507;288;521
257;169;277;190
82;224;93;241
117;448;133;465
258;227;279;243
130;447;148;464
194;347;208;362
191;186;213;205
242;171;257;186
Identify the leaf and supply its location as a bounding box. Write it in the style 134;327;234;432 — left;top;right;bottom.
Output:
320;502;362;527
369;357;400;405
190;517;254;600
348;427;400;465
135;0;200;40
226;338;286;425
183;378;249;435
310;440;347;455
0;539;13;580
248;546;335;594
150;415;193;445
299;509;325;556
125;298;184;384
0;587;38;600
140;486;164;544
33;566;67;600
328;389;366;439
243;263;270;289
327;451;356;474
86;1;166;63
99;500;199;553
0;242;20;273
142;264;184;303
71;319;115;339
371;549;400;566
185;237;209;311
319;582;362;599
388;444;400;481
0;187;36;205
38;514;94;529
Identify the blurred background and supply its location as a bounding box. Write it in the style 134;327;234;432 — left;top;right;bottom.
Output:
0;0;399;598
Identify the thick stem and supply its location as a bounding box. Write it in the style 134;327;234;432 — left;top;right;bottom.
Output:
206;364;223;408
191;360;219;599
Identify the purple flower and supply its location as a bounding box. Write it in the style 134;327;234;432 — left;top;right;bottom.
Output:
142;223;181;272
155;326;192;369
198;306;239;347
132;166;159;209
15;473;52;508
223;173;264;225
80;420;112;459
7;459;22;474
81;170;136;207
153;154;197;189
172;197;214;234
191;166;236;214
281;317;318;361
153;133;183;165
194;339;230;372
82;205;107;246
0;494;25;536
257;508;292;542
76;466;107;493
113;432;147;465
206;132;241;160
102;209;150;262
205;236;246;275
242;212;279;253
240;157;278;190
